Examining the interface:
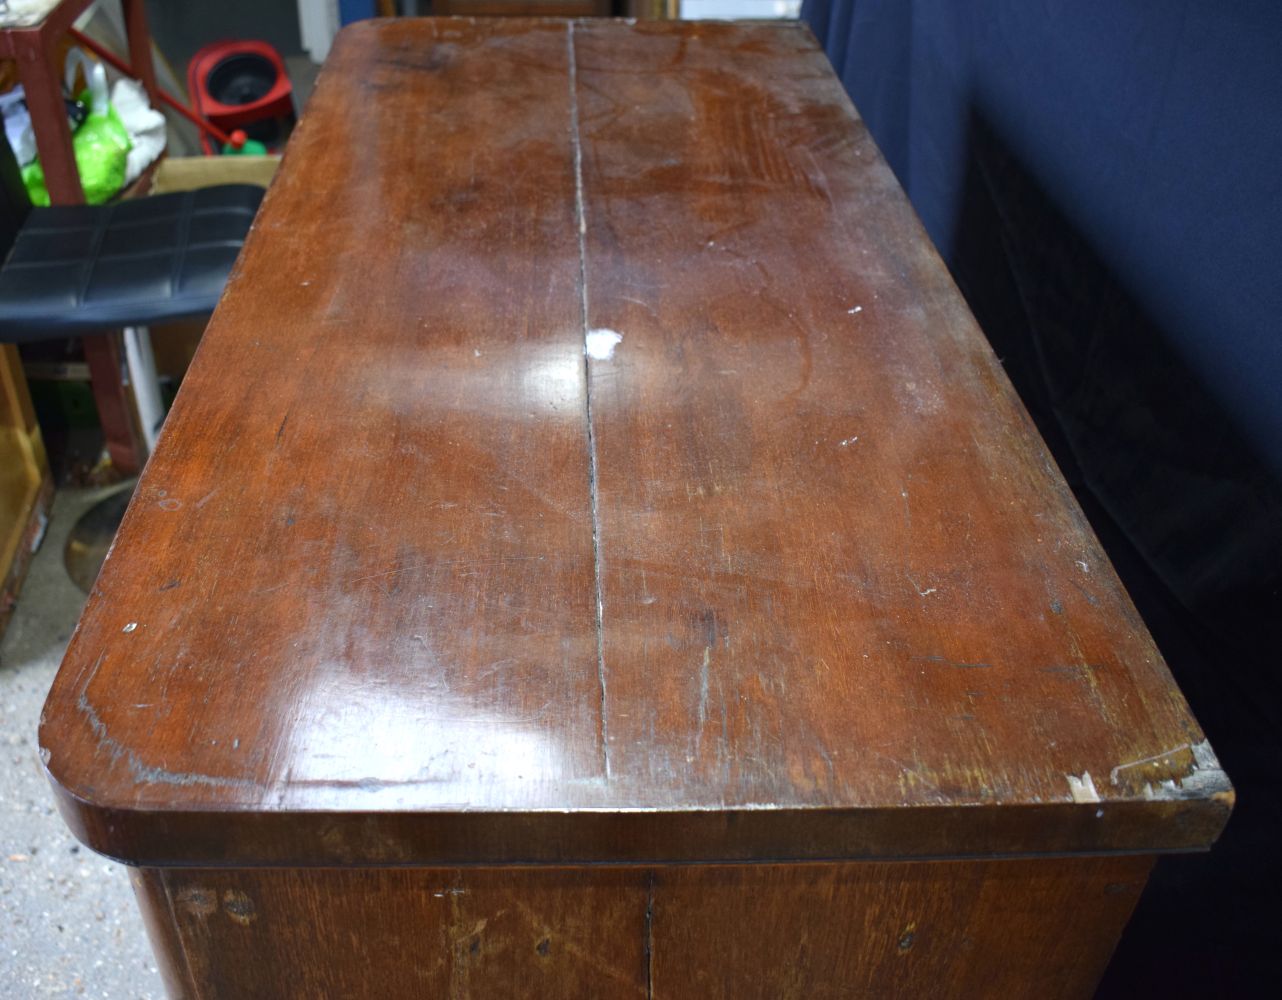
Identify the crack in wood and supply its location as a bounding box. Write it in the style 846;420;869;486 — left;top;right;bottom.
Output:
567;21;612;781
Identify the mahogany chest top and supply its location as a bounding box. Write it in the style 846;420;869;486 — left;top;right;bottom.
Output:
40;18;1231;867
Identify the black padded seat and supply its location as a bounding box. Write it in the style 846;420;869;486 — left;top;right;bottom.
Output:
0;184;264;341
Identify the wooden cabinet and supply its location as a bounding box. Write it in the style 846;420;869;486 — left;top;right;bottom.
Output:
39;19;1230;997
0;345;50;636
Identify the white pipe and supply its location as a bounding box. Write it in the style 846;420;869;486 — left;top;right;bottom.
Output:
122;325;163;455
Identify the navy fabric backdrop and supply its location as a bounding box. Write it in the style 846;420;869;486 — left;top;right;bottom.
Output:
802;2;1281;993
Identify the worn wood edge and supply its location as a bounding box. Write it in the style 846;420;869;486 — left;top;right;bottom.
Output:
45;770;1231;868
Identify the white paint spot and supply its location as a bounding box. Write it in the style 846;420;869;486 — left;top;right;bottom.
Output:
839;437;859;446
122;622;138;633
1076;559;1090;573
847;305;863;314
585;328;623;361
473;349;481;358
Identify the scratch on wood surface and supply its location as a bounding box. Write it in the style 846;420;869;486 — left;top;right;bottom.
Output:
619;294;661;322
696;645;711;737
918;654;990;670
567;20;612;781
75;652;258;790
869;748;944;796
905;573;937;597
1110;744;1192;786
1111;741;1232;800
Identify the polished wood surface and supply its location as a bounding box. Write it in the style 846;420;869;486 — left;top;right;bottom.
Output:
131;856;1150;999
40;18;1229;867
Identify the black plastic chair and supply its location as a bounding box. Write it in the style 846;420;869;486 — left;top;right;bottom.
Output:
0;133;264;590
0;134;263;342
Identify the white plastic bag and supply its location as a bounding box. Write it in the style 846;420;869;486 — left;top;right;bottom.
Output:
0;87;37;165
111;77;167;184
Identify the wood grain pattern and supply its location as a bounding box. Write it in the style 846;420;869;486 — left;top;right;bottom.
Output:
131;857;1151;999
651;856;1152;999
39;19;1229;867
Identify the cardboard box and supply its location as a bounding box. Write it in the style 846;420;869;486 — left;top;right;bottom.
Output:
149;155;280;195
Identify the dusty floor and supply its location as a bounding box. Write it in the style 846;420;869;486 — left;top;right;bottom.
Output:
0;483;161;999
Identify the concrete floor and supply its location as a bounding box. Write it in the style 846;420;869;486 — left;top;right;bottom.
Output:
0;483;162;999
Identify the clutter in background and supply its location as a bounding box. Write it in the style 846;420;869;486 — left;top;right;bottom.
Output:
0;31;293;206
17;48;133;206
2;46;161;205
69;28;269;156
188;40;296;155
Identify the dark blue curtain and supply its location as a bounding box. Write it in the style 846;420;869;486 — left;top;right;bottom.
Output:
802;2;1282;993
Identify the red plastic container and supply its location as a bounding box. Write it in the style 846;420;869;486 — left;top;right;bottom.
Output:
187;40;295;154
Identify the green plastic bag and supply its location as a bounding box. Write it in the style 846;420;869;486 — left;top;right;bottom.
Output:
22;53;131;206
